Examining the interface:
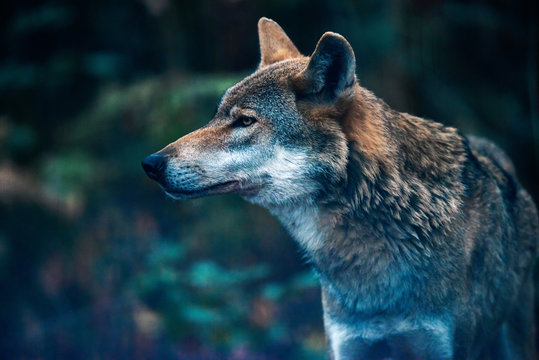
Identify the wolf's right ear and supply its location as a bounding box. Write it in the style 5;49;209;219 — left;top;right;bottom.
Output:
292;32;356;101
258;17;301;67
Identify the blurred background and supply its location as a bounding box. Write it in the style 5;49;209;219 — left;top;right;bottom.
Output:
0;0;537;359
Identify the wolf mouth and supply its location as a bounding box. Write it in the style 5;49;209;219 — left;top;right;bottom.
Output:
164;180;259;200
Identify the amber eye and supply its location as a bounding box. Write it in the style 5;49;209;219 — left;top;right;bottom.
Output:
236;115;256;127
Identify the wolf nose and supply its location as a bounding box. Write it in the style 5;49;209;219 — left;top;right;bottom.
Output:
142;154;166;181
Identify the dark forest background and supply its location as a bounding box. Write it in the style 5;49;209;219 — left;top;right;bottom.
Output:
0;0;537;359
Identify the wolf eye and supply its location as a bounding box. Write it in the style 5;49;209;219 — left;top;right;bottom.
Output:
235;115;256;127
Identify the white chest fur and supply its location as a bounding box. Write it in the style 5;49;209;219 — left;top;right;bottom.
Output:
272;203;327;252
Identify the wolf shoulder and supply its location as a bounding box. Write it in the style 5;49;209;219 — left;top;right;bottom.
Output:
463;134;538;253
464;134;531;204
465;135;517;179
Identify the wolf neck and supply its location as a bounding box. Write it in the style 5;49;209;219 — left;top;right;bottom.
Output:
340;87;467;236
273;86;467;308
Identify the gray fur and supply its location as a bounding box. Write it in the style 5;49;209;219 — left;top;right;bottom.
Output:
143;18;539;360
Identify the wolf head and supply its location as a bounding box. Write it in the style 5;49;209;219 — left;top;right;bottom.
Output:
142;18;357;207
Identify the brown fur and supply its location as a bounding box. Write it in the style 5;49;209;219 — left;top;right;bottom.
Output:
142;18;539;360
258;18;301;67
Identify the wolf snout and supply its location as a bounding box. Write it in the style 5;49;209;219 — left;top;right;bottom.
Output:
142;153;167;181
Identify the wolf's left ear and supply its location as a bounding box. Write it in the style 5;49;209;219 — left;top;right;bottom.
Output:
258;17;301;67
293;32;356;100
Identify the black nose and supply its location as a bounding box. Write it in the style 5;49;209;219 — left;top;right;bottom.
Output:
142;154;166;181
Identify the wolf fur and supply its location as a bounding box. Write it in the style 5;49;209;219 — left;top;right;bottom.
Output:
142;18;539;360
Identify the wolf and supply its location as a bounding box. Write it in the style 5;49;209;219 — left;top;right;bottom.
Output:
142;18;539;360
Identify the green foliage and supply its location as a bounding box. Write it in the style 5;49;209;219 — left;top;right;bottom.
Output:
42;151;96;196
134;238;321;353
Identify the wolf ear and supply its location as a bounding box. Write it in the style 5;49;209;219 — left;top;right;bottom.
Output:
293;32;356;100
258;17;301;67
